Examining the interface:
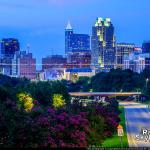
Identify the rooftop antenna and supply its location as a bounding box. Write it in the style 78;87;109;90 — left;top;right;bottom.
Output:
27;44;30;53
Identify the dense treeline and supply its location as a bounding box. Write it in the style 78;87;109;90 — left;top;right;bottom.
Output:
1;69;150;100
0;75;70;106
66;69;150;100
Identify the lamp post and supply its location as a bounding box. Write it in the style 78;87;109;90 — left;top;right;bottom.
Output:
146;78;149;89
115;89;117;101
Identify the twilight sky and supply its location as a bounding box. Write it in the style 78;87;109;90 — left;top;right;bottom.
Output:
0;0;150;68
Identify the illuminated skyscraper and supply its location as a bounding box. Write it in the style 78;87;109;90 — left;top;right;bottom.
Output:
65;21;91;68
65;22;74;54
0;38;20;75
65;21;90;54
91;18;115;72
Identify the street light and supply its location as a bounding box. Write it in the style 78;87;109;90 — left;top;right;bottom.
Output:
137;88;140;102
115;89;117;101
146;78;149;89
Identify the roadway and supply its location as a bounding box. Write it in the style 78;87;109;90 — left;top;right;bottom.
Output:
120;101;150;148
69;92;141;97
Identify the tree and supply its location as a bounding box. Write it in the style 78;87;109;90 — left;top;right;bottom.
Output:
17;93;34;112
52;94;66;109
51;81;71;106
0;86;9;101
91;69;144;92
76;77;91;92
24;82;53;106
145;79;150;98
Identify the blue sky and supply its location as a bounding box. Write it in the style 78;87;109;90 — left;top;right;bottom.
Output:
0;0;150;68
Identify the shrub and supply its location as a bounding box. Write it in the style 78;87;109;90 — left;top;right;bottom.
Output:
0;97;90;148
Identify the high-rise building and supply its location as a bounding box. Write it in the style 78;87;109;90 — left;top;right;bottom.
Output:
69;34;90;51
142;41;150;53
0;58;11;76
19;52;36;80
0;38;20;58
0;38;20;75
12;51;36;80
65;22;90;54
65;22;91;71
65;22;74;54
116;43;135;69
12;51;26;77
42;55;67;71
91;18;115;72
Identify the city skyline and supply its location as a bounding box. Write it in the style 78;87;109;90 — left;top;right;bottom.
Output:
0;0;150;66
0;1;150;148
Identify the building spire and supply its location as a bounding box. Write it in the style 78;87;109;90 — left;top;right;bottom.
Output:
66;21;72;30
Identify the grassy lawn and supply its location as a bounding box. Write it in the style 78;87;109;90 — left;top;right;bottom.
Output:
142;100;150;105
101;106;129;148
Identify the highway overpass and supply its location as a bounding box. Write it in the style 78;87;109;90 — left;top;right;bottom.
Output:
69;92;142;97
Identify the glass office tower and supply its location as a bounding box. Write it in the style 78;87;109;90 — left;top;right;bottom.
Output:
91;18;115;72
